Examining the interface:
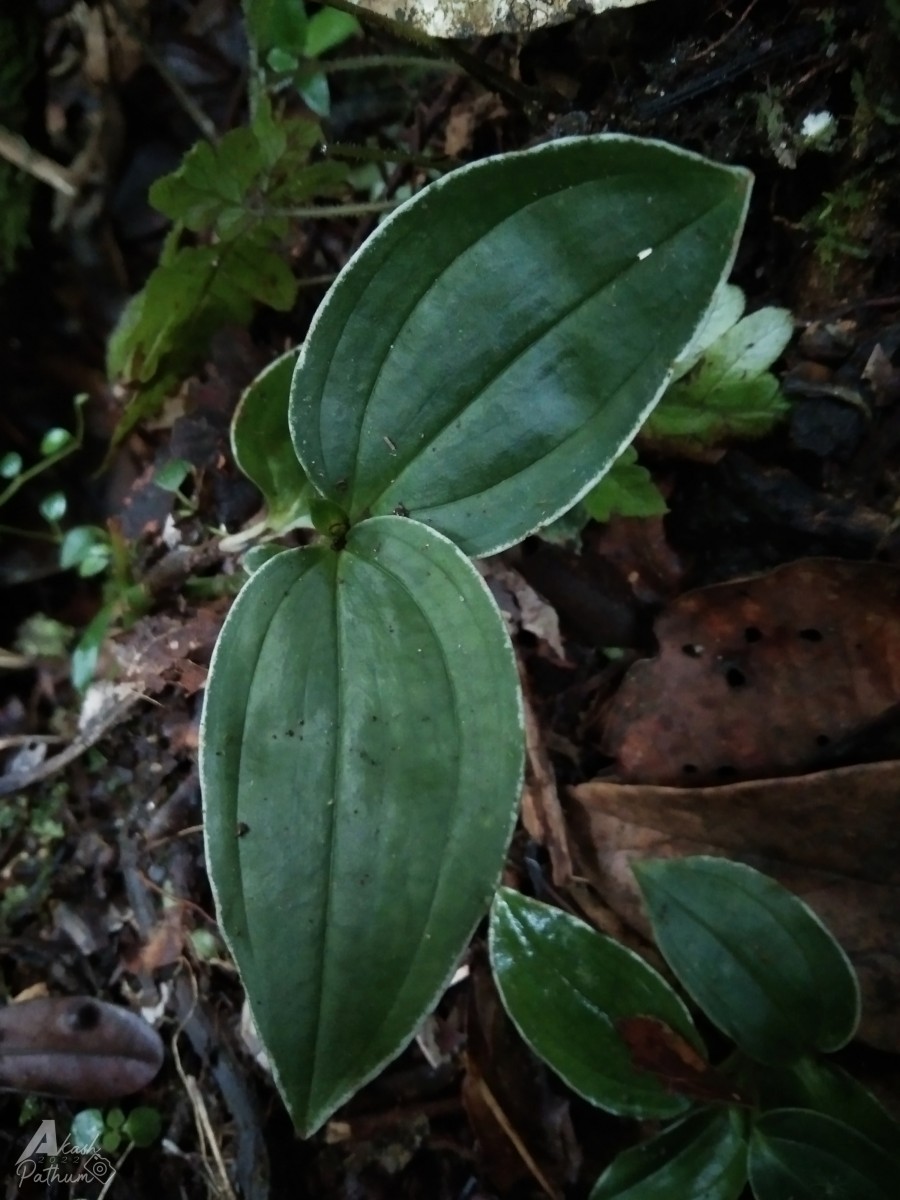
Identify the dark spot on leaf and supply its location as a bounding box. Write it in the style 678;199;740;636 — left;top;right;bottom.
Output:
682;644;703;657
237;822;250;837
716;765;738;779
799;628;823;641
68;1001;101;1032
744;627;763;642
682;764;698;775
816;733;831;746
725;667;747;688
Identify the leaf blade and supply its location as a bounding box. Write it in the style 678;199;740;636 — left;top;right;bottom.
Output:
633;857;860;1064
489;889;702;1118
290;135;751;556
201;516;523;1134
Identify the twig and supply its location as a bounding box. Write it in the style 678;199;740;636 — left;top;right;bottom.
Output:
102;0;218;142
0;686;143;797
0;125;76;195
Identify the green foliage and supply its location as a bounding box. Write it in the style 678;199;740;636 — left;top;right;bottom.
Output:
579;283;792;522
489;857;895;1200
489;888;701;1119
633;857;860;1063
244;0;360;116
201;135;750;1134
583;445;668;523
108;96;350;445
72;1105;162;1155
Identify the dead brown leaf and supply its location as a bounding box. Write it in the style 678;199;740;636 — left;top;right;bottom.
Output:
601;558;900;784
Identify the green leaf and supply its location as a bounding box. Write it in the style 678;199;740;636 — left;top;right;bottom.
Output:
751;1058;900;1163
646;300;792;449
633;857;860;1065
748;1109;899;1200
39;490;66;522
290;135;751;557
71;1108;105;1153
583;445;667;522
244;0;309;59
669;283;746;381
303;8;360;58
201;515;523;1134
40;427;73;456
155;458;193;492
109;230;296;387
590;1109;748;1200
106;1107;125;1130
60;526;111;577
122;1105;162;1147
150;127;267;234
489;889;702;1118
0;451;22;479
232;347;310;529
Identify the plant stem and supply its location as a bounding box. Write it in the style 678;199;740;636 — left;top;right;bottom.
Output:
323;54;458;73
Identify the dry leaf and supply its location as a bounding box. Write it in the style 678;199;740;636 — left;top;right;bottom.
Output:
602;558;900;784
0;996;164;1099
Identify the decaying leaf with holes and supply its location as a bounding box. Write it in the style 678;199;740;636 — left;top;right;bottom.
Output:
601;558;900;785
0;996;164;1099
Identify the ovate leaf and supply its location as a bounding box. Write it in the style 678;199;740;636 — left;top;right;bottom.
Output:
590;1109;747;1200
583;445;667;522
748;1109;898;1200
633;857;860;1065
232;346;310;528
489;888;702;1118
201;516;523;1134
290;135;751;556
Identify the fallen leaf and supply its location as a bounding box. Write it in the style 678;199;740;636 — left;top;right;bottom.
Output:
567;760;900;1050
601;558;900;784
0;996;164;1099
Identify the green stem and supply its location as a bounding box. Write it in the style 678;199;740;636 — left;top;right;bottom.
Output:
256;199;401;219
323;54;458;73
0;397;85;511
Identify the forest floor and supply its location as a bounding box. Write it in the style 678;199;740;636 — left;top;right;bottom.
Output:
1;0;899;1196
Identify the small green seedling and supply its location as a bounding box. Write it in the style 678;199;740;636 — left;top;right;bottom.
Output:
490;857;899;1200
582;282;793;523
200;133;754;1135
71;1105;162;1156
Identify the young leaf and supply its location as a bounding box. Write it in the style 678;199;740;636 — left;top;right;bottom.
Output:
290;135;751;556
489;889;702;1118
646;303;792;450
201;516;523;1135
244;0;309;59
71;1108;105;1152
583;445;667;522
748;1109;898;1200
231;346;310;528
633;857;860;1065
590;1108;748;1200
303;7;360;58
